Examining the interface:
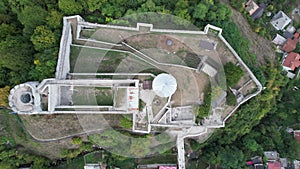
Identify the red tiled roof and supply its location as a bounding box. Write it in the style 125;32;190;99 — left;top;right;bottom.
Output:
268;162;281;169
295;131;300;142
282;52;300;70
282;33;299;52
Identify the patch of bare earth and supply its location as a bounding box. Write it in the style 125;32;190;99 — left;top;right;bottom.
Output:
222;0;276;64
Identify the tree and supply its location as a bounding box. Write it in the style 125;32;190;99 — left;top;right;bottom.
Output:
46;10;63;29
101;3;123;19
224;62;244;87
216;4;232;21
243;137;260;152
193;3;208;20
173;0;191;21
0;23;18;40
58;0;83;15
18;5;47;35
0;67;10;87
30;48;57;81
219;146;245;168
86;0;106;12
0;36;33;72
30;26;56;51
138;0;157;12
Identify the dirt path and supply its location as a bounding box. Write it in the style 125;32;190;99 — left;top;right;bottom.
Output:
222;1;276;64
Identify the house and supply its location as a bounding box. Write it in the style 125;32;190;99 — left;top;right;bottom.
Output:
282;52;300;71
251;3;266;20
281;33;299;52
267;161;281;169
270;11;292;30
245;0;266;20
245;0;259;15
294;130;300;142
264;151;280;161
272;34;287;45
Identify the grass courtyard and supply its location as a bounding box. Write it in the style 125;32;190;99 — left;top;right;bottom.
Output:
72;87;114;106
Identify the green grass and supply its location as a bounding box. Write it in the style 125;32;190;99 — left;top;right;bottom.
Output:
95;88;113;106
119;116;133;129
72;87;113;106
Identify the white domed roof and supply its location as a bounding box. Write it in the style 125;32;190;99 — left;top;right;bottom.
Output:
153;73;177;97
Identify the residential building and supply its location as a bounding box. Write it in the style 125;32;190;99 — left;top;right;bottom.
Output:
245;0;259;15
270;11;292;30
282;52;300;71
281;33;299;52
264;151;280;161
244;0;266;20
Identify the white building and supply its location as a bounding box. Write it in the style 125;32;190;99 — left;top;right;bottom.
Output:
270;11;292;30
272;34;287;45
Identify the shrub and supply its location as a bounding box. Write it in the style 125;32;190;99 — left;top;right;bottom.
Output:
224;62;244;87
71;137;82;145
120;117;132;129
226;90;237;106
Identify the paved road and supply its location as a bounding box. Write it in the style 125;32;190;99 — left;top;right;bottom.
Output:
177;135;185;169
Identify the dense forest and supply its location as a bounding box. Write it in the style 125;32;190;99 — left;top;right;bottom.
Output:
0;0;299;168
